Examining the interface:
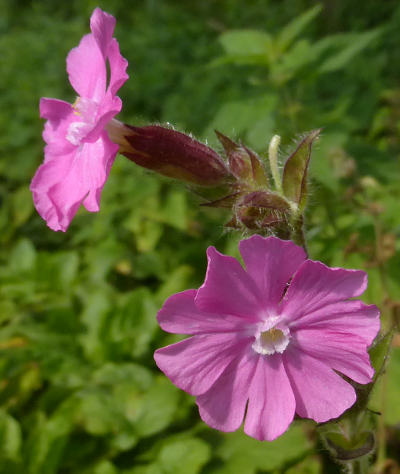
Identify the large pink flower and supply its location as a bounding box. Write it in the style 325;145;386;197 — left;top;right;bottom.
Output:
154;236;380;441
30;8;128;231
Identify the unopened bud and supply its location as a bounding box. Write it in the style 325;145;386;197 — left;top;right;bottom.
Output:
282;129;321;211
215;131;268;188
324;431;375;462
106;120;230;186
236;191;290;230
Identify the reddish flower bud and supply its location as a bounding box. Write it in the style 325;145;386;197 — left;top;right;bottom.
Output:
107;120;230;186
215;131;269;188
236;191;290;230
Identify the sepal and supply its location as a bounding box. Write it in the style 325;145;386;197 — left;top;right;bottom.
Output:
112;123;231;186
282;129;321;210
215;131;269;189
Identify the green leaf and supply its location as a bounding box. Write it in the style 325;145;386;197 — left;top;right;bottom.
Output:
271;39;316;84
319;29;382;73
92;363;153;390
24;410;73;474
55;251;79;288
157;437;211;474
108;288;158;358
74;389;124;436
0;410;22;461
161;190;188;231
203;94;277;151
90;461;118;474
124;465;162;474
156;265;193;304
286;456;321;474
134;218;163;253
84;238;126;284
219;29;272;63
371;347;400;424
277;4;322;52
80;291;112;362
214;425;311;473
12;186;34;228
309;132;347;192
9;238;36;272
369;330;393;374
134;376;180;437
282;129;321;209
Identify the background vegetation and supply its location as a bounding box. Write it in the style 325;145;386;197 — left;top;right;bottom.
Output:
1;0;400;472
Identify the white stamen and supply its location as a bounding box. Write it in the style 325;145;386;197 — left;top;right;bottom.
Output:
66;122;92;146
252;326;290;355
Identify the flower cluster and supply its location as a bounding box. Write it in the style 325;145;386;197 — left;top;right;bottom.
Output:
31;8;381;450
154;236;380;440
30;8;128;231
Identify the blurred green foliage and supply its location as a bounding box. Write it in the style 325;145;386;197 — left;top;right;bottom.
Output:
1;0;400;472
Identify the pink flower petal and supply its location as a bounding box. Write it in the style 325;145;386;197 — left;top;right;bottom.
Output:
293;329;374;384
67;33;106;102
154;236;379;440
30;150;84;232
197;350;257;432
33;9;127;232
106;38;129;97
280;260;367;322
157;290;253;335
31;134;117;231
49;134;117;221
90;7;116;56
40;98;76;159
66;8;128;104
291;300;380;346
239;235;306;311
81;132;118;212
244;354;295;441
195;246;263;320
84;99;122;144
154;334;251;396
40;97;72;121
283;349;356;422
83;40;128;143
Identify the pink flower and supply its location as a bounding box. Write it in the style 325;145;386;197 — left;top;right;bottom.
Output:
30;8;128;231
154;236;380;441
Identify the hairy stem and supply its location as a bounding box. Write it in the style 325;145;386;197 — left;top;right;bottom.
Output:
347;457;369;474
290;212;308;256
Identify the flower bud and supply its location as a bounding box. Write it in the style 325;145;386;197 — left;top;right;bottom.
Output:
215;131;268;189
281;129;321;211
107;120;230;186
236;191;290;230
324;430;375;462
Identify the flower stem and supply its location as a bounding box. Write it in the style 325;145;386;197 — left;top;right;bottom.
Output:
290;212;308;256
375;370;388;470
347;457;369;474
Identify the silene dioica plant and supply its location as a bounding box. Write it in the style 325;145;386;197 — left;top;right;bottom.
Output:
30;8;392;474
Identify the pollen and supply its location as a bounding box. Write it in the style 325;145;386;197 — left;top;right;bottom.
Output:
72;97;82;116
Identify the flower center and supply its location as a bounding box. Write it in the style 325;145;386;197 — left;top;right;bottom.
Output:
252;326;290;356
66;97;99;146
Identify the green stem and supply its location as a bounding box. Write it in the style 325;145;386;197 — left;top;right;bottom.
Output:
290;212;308;256
347;457;369;474
375;370;388;470
372;215;391;470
